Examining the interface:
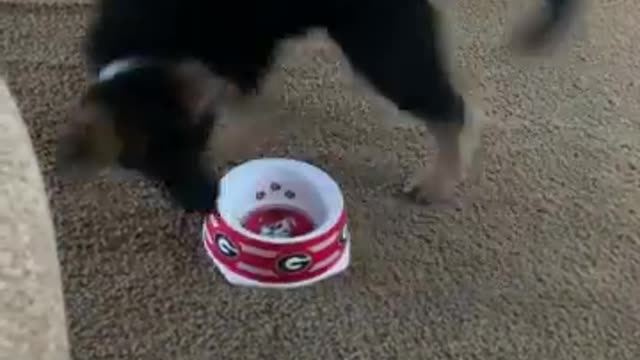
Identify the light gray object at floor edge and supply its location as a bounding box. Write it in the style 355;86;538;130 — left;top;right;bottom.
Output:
0;79;71;360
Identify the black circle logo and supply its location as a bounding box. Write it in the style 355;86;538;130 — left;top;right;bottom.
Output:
340;225;350;244
277;253;312;273
215;234;239;258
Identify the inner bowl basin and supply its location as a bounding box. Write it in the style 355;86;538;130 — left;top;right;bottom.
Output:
217;158;344;243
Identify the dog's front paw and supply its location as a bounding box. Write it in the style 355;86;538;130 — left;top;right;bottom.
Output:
403;168;458;206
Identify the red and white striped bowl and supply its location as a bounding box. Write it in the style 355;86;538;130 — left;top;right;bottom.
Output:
203;158;350;288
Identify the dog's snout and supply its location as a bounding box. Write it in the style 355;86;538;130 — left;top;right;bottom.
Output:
168;176;218;213
54;140;98;180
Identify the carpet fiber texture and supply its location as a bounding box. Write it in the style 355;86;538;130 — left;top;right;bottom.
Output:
1;0;639;359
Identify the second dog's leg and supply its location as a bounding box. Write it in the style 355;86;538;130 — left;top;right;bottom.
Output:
329;1;482;203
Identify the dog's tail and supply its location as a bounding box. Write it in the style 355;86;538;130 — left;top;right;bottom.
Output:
514;0;581;51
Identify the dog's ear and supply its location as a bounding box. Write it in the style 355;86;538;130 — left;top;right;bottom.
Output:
173;60;233;120
56;100;124;177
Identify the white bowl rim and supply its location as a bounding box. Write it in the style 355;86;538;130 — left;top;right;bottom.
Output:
216;158;345;244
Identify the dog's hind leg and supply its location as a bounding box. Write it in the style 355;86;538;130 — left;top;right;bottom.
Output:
329;0;483;204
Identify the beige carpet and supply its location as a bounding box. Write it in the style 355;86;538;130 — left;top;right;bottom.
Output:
1;0;639;358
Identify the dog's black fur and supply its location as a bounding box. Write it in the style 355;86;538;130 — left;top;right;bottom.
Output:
58;0;579;212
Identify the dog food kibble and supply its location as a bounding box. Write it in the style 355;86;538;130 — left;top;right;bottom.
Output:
243;207;315;238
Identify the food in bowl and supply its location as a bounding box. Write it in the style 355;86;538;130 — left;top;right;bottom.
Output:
242;205;316;238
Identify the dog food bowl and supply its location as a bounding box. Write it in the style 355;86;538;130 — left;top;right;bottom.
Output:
203;158;351;288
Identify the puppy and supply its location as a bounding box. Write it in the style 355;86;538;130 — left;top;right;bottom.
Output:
57;0;580;212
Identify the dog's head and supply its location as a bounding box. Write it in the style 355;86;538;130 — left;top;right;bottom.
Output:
57;60;228;212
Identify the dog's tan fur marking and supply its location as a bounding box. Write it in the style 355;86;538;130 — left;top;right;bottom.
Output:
404;102;484;203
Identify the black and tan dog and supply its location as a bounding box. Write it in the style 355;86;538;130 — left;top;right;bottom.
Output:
57;0;580;212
